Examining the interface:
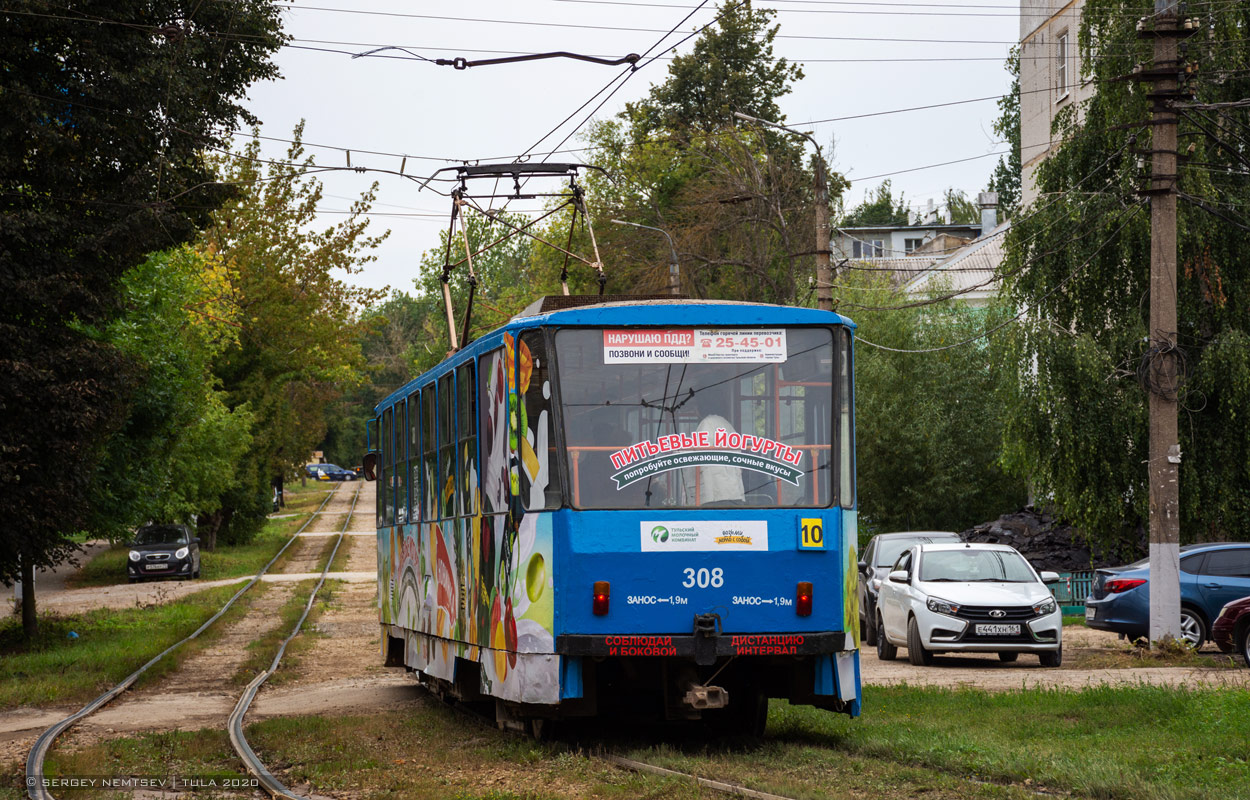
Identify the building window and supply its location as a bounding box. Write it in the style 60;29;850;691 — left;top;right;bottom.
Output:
852;239;884;259
1056;30;1069;101
904;238;923;254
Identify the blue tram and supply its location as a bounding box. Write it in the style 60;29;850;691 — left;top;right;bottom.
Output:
367;296;861;733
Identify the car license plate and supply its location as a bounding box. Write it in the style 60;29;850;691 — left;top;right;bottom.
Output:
974;624;1020;636
146;564;168;570
1085;607;1097;621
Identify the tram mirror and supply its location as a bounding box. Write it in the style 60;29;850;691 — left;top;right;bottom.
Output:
361;452;378;482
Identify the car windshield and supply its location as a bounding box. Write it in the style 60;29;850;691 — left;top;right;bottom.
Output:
877;536;956;567
919;549;1035;583
134;525;187;545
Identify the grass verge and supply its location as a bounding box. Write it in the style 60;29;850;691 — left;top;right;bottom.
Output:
744;685;1250;800
68;513;310;589
0;583;265;710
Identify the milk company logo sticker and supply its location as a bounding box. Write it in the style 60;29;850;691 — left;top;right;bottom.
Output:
650;525;670;543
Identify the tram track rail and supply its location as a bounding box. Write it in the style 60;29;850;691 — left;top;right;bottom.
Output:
228;482;361;799
24;482;351;800
427;683;808;800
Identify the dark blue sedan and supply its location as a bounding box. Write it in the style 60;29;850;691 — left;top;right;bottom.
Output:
1084;542;1250;649
305;463;357;481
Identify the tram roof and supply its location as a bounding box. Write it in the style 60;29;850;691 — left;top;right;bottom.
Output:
375;297;854;410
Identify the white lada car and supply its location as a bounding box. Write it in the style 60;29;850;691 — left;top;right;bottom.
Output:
875;542;1064;667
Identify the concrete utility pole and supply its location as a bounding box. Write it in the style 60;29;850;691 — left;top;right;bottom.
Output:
611;219;681;295
732;112;833;311
1139;0;1188;645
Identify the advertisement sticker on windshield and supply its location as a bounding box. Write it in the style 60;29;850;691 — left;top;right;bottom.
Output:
609;429;805;489
641;521;768;552
603;329;787;364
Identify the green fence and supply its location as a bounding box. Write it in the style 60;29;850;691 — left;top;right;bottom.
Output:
1050;571;1094;615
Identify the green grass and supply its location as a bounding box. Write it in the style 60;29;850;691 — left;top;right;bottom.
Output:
1063;614;1088;626
750;685;1250;800
0;584;264;710
68;513;310;589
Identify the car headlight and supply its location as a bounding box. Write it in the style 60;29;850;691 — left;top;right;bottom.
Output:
1033;598;1057;616
926;596;960;615
175;547;189;559
129;550;141;562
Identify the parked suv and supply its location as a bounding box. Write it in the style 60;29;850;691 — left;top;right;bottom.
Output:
1085;542;1250;649
128;523;201;582
876;542;1063;666
858;531;961;646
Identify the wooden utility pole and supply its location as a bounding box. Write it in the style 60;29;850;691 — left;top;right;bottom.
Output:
813;154;833;312
1140;1;1188;644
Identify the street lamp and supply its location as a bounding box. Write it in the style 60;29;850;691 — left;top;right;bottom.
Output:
732;111;833;312
610;219;681;296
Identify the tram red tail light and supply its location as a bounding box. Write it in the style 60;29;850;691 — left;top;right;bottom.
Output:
796;582;813;617
593;581;610;616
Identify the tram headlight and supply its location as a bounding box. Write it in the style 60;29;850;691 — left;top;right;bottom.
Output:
174;547;189;560
128;550;141;562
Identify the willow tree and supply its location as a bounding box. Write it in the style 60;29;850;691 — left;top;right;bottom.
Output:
999;0;1250;555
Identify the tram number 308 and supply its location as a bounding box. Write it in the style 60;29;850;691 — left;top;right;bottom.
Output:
681;567;724;589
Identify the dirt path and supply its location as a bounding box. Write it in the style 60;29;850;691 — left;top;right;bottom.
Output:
860;624;1250;690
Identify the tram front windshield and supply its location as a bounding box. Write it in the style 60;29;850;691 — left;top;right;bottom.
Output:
554;327;835;509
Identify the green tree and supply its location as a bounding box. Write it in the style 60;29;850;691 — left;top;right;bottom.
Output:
0;0;283;636
579;0;840;304
999;0;1250;553
84;247;254;540
626;0;802;141
839;181;911;227
198;128;386;548
848;276;1027;532
987;49;1022;219
943;189;981;226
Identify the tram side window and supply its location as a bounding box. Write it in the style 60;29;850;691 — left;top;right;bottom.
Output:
438;373;456;519
382;406;394;526
838;327;855;509
518;330;561;510
408;390;421;523
456;362;478;517
373;415;383;528
422;382;437;522
395;400;407;524
478;348;510;515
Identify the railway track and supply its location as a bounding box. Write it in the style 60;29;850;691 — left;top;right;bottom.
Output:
24;481;362;800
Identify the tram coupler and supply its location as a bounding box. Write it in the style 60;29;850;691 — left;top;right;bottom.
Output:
692;612;722;666
681;684;729;710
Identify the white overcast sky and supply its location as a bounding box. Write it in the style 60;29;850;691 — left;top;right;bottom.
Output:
241;0;1020;296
